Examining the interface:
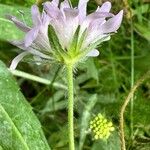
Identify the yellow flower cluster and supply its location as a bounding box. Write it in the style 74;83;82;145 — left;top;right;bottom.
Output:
90;113;115;140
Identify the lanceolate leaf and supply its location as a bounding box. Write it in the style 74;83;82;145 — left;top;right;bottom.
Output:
0;61;51;150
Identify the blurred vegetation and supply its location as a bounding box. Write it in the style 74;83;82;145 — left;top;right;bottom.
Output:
0;0;150;149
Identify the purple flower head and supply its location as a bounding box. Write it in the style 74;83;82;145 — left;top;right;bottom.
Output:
43;0;123;61
9;1;123;69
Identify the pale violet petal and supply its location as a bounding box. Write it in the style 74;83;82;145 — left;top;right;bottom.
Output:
7;15;30;32
78;0;89;22
97;1;111;12
62;8;79;48
86;49;100;57
43;2;62;19
31;5;41;25
11;40;51;59
87;12;114;20
24;27;39;47
10;40;25;49
60;0;70;10
60;0;71;18
41;11;50;24
82;32;110;49
41;12;50;35
52;0;59;6
64;8;79;19
100;10;123;33
81;19;105;48
10;52;29;70
51;8;79;49
79;12;112;35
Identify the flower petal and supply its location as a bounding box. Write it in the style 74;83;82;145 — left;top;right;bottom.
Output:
87;12;114;20
78;0;89;22
61;8;79;48
100;10;123;33
6;15;30;32
40;12;51;35
60;0;70;11
43;1;62;19
86;49;99;57
97;1;111;12
64;8;79;19
11;40;51;59
24;27;39;47
79;12;113;36
51;0;59;6
31;5;41;25
10;51;30;70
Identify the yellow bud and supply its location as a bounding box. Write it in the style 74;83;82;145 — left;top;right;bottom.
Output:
90;125;93;129
95;117;99;121
96;131;100;135
93;124;96;127
94;135;99;140
103;119;107;123
107;122;113;127
90;121;93;125
98;113;102;118
110;127;115;131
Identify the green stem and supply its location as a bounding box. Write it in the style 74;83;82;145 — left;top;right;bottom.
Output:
9;69;67;90
130;16;134;141
66;64;75;150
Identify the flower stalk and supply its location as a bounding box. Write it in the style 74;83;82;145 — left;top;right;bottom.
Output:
66;63;75;150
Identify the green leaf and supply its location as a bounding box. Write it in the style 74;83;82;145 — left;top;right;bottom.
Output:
79;94;97;150
0;61;51;150
134;23;150;41
0;4;31;41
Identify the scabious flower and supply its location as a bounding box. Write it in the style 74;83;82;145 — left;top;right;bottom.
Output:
43;0;123;63
9;0;123;69
90;113;115;140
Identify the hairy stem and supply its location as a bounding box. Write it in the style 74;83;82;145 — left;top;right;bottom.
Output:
119;70;150;150
66;64;75;150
